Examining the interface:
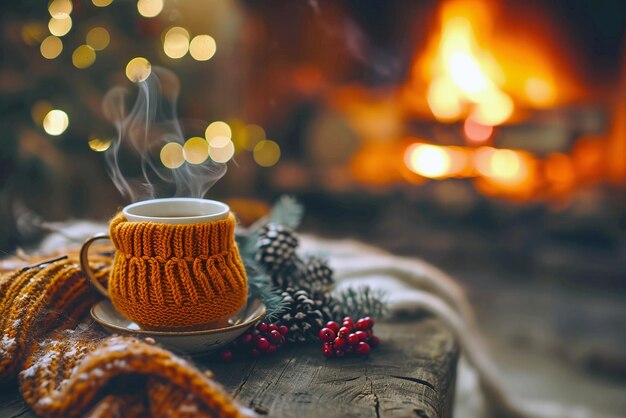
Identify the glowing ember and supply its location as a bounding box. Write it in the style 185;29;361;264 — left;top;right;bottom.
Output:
463;117;493;144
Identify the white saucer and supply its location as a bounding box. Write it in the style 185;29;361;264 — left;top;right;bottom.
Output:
91;298;266;355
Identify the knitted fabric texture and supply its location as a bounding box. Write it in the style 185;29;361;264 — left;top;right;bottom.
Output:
109;212;248;330
0;253;247;418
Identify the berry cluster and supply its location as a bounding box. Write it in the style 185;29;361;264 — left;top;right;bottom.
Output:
219;322;288;361
318;316;379;358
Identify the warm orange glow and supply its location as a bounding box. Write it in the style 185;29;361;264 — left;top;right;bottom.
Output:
404;143;469;179
524;77;555;107
406;0;577;123
473;147;531;185
422;2;513;125
463;117;493;144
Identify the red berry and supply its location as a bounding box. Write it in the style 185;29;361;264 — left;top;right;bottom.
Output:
267;344;277;354
269;324;279;332
338;326;350;337
342;316;353;323
364;317;374;328
347;333;360;345
257;323;269;333
335;349;345;357
325;321;340;333
318;327;336;342
269;330;282;342
322;346;334;358
279;325;289;336
356;342;371;355
251;348;261;357
355;331;368;341
256;337;270;352
240;333;253;345
355;318;368;330
370;336;380;347
341;321;353;331
334;337;346;349
220;350;233;361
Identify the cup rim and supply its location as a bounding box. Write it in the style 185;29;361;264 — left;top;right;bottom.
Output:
122;197;229;224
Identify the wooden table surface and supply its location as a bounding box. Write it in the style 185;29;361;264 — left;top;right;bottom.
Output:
0;318;458;418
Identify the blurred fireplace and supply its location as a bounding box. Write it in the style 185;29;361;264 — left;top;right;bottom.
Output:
247;0;626;207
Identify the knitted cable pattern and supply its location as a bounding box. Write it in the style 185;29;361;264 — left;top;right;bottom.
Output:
108;212;248;330
0;254;247;418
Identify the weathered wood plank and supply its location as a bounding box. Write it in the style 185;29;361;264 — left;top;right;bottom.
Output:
0;318;458;418
204;318;458;417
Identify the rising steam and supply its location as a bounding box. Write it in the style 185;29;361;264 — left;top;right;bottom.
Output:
102;67;226;202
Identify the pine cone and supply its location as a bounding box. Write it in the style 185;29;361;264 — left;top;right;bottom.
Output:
302;256;334;294
255;224;299;275
314;291;342;323
277;288;324;343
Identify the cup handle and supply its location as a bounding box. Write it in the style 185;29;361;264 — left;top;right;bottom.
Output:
79;233;111;298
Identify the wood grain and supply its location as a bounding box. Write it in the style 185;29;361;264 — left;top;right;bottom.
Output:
0;318;458;418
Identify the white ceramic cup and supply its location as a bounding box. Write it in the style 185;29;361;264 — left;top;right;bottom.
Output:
122;197;229;224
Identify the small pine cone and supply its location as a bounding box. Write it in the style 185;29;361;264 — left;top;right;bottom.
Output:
255;224;299;275
270;264;302;291
314;292;342;323
302;256;334;294
277;288;324;343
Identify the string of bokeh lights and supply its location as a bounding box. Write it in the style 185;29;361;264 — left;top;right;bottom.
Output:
28;0;280;170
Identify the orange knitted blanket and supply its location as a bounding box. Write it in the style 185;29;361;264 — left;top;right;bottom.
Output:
0;251;247;418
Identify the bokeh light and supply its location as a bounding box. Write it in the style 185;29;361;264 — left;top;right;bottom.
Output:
160;142;185;169
525;77;555;107
137;0;163;18
209;139;235;163
253;140;281;167
86;27;110;51
471;90;514;126
189;35;217;61
31;101;53;125
125;57;151;83
22;22;47;46
72;45;96;69
48;0;72;19
48;16;72;37
40;35;63;59
92;0;113;7
163;27;190;59
473;147;529;184
404;143;451;179
209;135;231;148
183;137;209;164
243;124;265;150
43;109;69;136
204;121;231;141
88;138;112;152
463;117;493;144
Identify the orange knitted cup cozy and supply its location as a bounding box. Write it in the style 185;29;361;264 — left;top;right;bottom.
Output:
108;212;248;330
